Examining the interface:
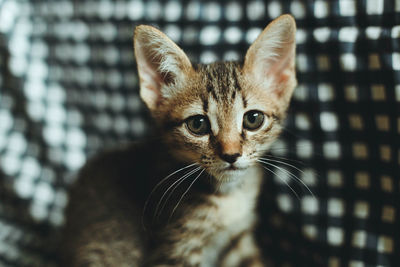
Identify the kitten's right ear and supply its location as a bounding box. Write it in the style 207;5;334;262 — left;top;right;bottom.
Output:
134;25;193;110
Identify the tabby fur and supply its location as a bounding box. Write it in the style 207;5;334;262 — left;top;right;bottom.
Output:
61;14;297;267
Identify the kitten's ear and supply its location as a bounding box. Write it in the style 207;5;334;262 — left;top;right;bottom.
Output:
243;15;296;99
134;25;193;110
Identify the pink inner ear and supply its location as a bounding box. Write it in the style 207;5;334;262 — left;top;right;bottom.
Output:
134;25;195;110
136;50;165;108
143;60;162;88
278;71;290;83
265;48;295;82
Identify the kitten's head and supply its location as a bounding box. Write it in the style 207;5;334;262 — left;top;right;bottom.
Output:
134;15;296;183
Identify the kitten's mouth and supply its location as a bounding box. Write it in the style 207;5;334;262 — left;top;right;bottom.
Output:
205;163;249;177
224;165;246;171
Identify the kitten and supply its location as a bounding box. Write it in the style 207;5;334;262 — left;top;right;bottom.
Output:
61;14;296;267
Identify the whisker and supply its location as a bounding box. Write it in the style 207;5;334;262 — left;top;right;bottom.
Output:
212;171;228;193
154;166;201;221
258;144;313;154
260;154;305;165
142;162;198;230
168;168;205;222
265;144;313;151
259;157;306;173
258;159;315;199
281;126;308;139
214;173;225;194
258;163;300;200
259;159;313;197
264;144;325;158
154;166;202;221
255;149;303;159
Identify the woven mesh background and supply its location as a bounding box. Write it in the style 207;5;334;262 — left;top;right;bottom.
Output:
0;0;399;266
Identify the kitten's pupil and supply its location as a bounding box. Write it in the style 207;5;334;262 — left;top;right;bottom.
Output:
248;113;257;123
193;118;203;129
186;115;210;135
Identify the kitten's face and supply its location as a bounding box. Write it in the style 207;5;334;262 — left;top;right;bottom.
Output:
134;15;296;183
157;62;287;180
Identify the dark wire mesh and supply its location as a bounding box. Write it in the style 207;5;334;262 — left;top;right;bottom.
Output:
0;1;399;266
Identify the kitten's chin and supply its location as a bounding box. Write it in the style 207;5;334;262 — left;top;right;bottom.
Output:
206;165;254;192
208;166;246;179
221;167;248;177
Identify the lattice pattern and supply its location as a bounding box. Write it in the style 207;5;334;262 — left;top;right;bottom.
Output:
0;1;399;266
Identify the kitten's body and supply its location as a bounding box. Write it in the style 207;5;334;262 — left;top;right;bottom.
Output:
62;142;263;266
61;15;296;266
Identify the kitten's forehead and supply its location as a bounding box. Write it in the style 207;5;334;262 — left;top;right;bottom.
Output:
196;61;244;105
193;62;283;117
193;62;246;135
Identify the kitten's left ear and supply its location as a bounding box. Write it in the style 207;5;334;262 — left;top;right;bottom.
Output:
134;25;193;110
243;15;297;100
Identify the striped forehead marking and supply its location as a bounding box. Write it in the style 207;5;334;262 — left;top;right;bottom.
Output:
198;62;243;106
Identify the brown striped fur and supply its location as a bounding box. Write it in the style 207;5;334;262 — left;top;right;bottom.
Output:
61;15;296;266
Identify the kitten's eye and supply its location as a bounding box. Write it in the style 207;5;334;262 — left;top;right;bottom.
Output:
243;110;264;130
185;115;210;136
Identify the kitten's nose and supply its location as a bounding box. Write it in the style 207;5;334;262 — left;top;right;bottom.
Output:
221;153;240;164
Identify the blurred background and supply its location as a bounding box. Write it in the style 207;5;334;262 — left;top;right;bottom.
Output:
0;0;399;266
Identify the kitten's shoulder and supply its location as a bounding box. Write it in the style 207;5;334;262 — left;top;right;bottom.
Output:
68;139;165;205
79;139;162;176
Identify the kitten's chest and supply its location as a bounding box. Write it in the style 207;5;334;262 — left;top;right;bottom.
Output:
214;188;258;228
201;171;262;266
201;195;257;267
212;167;262;227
